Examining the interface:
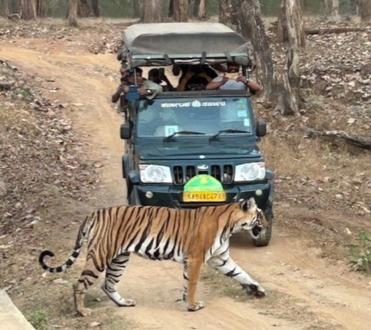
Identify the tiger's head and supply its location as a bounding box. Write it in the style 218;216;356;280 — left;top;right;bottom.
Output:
233;197;269;239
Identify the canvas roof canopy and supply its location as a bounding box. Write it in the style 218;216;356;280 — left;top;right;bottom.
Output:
119;23;252;68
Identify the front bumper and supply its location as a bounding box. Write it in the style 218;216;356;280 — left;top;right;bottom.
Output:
132;181;274;215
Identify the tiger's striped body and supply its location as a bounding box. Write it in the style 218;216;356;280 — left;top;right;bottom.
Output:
39;197;268;316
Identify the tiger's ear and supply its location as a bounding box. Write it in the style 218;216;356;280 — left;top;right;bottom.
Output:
247;197;257;210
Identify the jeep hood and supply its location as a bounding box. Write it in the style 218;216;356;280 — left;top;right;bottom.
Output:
136;142;261;160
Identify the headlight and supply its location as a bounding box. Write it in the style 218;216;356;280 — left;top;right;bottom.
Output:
235;162;266;182
139;165;172;183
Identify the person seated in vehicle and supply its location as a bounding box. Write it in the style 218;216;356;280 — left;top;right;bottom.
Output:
148;68;174;91
176;65;216;91
116;67;163;101
205;62;262;94
172;63;220;80
111;63;130;113
119;64;127;78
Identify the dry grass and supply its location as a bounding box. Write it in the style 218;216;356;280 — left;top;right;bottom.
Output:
261;129;370;180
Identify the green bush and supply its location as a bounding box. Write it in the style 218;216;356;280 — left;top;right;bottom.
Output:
29;309;48;330
349;231;371;273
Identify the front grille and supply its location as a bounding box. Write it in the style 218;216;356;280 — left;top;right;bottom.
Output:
173;164;233;185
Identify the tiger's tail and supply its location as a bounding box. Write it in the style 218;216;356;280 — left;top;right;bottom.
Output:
39;214;93;273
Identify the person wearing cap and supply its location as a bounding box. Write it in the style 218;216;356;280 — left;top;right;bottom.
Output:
205;62;262;94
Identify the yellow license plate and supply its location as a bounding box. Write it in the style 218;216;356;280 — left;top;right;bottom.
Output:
183;191;226;202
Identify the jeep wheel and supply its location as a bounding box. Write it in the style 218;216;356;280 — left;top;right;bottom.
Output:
252;215;273;247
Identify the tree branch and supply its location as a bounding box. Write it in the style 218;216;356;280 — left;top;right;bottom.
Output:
306;128;371;150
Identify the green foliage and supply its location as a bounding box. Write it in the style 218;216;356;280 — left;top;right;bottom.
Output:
206;0;219;16
99;0;139;18
20;88;34;101
260;0;281;16
29;309;48;330
349;231;371;273
44;0;67;18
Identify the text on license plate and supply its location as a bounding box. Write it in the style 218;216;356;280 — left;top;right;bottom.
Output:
183;191;226;202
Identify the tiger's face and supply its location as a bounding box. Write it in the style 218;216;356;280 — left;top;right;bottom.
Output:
235;198;269;239
250;209;269;239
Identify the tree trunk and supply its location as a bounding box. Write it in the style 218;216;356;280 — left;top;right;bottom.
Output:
358;0;371;21
36;0;44;17
173;0;188;22
219;0;234;28
168;0;174;17
232;0;275;102
19;0;36;19
226;0;300;116
332;0;339;17
7;0;18;14
2;0;10;16
280;47;300;116
277;3;286;42
91;0;100;17
133;0;141;17
277;0;303;116
322;0;329;13
193;0;207;18
68;0;78;26
142;0;162;23
277;0;305;48
78;0;91;17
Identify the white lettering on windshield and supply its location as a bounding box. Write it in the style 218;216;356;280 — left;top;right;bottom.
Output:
161;102;191;108
202;101;226;107
161;101;226;108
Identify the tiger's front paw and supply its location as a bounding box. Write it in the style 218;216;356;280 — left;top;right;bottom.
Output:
77;307;92;317
242;283;266;297
102;285;136;307
187;301;205;312
117;298;136;307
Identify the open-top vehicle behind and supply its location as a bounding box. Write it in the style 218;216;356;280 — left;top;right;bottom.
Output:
118;23;274;246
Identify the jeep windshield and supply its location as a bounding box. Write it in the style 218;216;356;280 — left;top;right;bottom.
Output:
137;97;253;138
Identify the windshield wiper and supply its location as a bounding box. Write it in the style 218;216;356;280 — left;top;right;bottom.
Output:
164;130;205;141
209;129;250;141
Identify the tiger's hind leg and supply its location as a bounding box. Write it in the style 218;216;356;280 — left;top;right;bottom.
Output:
185;258;205;312
74;258;105;317
182;261;188;302
207;248;266;298
101;252;136;307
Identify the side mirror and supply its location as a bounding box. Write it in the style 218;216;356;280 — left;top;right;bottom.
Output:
256;119;266;137
120;123;132;140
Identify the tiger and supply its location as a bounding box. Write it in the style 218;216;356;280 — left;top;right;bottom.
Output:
39;197;268;317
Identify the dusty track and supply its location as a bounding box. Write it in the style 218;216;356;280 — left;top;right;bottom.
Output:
2;27;371;330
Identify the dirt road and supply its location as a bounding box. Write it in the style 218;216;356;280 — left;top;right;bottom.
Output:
2;26;371;330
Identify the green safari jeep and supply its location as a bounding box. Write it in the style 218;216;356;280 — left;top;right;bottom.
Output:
117;23;275;246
